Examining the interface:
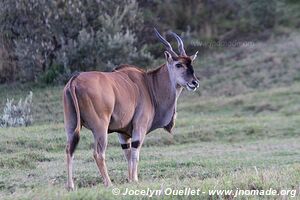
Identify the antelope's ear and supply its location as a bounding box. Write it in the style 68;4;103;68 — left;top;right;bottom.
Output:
190;51;198;61
164;51;173;64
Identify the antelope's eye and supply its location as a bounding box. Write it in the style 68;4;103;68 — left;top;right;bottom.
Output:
176;64;183;68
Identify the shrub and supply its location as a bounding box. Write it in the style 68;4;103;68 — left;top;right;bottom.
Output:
40;63;69;84
141;0;277;42
0;0;153;83
0;92;33;127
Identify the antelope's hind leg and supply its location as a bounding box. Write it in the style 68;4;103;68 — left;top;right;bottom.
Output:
65;135;78;191
92;125;112;187
64;92;80;191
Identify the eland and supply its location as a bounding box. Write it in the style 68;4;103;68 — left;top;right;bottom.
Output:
63;28;199;189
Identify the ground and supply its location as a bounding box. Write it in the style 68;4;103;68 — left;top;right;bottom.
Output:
0;32;300;199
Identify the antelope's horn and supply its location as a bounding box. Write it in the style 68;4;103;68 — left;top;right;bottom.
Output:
170;31;187;56
154;28;178;57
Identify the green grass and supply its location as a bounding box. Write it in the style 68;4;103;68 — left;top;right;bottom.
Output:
0;81;300;199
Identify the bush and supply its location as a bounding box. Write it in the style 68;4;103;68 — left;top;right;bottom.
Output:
0;92;33;127
140;0;277;42
40;64;69;84
0;0;153;83
0;0;297;83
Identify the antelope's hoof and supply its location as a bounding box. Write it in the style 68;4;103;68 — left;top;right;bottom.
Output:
132;178;139;183
133;177;139;182
66;184;75;191
104;181;113;188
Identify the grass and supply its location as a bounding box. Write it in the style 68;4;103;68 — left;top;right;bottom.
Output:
0;81;300;199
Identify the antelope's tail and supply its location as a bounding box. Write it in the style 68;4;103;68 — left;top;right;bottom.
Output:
68;73;81;155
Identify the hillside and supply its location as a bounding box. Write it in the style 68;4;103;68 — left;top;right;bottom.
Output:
197;31;300;96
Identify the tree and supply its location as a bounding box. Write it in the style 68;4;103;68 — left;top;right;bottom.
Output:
0;0;152;83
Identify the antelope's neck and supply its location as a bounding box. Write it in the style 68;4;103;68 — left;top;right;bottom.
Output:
147;64;183;132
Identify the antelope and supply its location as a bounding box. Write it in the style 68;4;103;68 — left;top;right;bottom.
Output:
63;28;199;190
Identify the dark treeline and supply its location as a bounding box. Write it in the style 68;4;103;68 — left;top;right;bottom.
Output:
0;0;299;84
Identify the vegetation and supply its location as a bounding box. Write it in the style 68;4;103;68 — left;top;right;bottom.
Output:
0;0;299;83
0;92;33;127
197;32;300;96
0;0;152;83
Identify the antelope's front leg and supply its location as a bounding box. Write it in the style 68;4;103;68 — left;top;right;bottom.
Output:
118;134;132;182
131;130;145;182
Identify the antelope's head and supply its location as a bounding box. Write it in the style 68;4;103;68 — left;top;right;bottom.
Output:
154;28;199;91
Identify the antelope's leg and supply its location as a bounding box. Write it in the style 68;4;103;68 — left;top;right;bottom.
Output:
64;91;81;191
130;131;145;182
66;130;80;190
118;133;132;181
66;145;75;190
93;128;112;187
